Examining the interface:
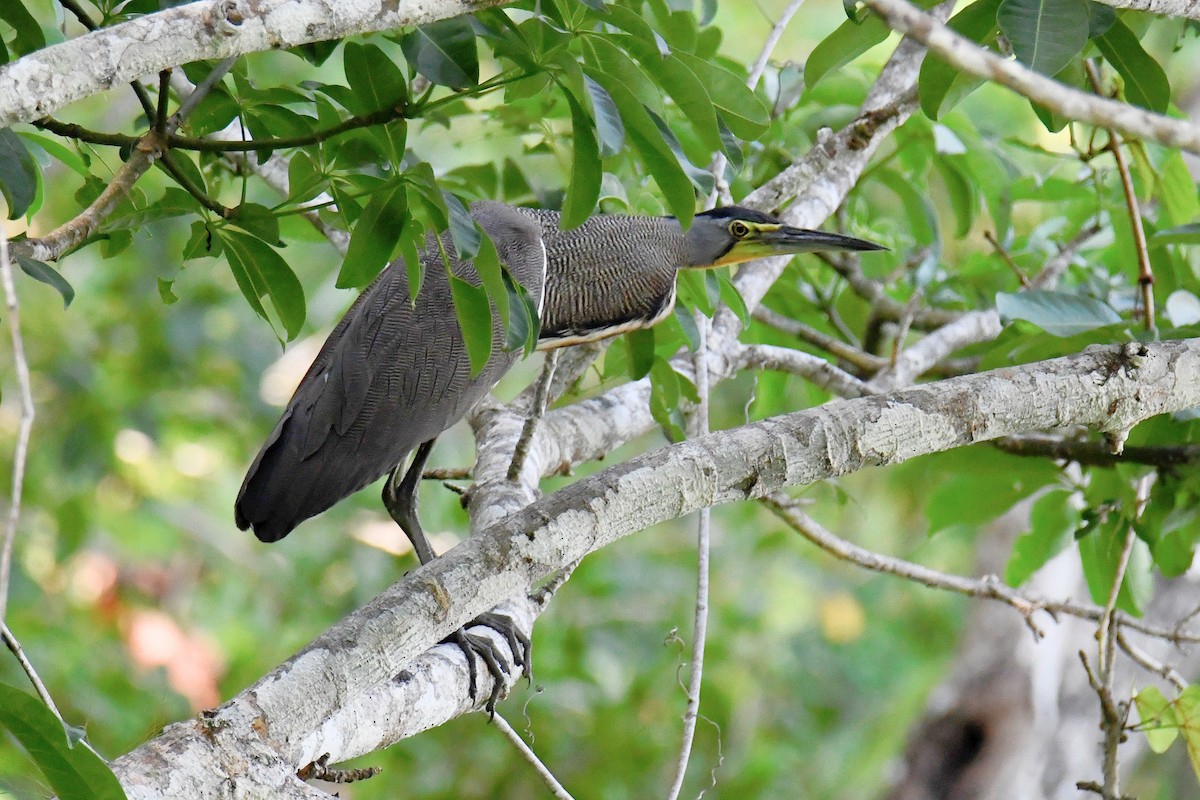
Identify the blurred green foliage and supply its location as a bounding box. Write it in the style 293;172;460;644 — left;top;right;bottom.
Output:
0;0;1199;797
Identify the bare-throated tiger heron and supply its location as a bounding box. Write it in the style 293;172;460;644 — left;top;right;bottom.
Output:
234;201;882;699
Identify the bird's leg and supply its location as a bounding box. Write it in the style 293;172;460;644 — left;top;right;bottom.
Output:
381;438;530;714
382;438;437;564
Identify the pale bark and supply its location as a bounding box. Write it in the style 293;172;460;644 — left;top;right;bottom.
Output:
110;339;1200;796
865;0;1200;154
0;0;510;127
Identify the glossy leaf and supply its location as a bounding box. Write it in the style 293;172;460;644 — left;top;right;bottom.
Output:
400;18;479;90
0;1;44;59
0;127;38;219
583;66;695;226
647;108;714;196
560;84;603;229
1093;18;1170;114
919;0;1000;118
584;74;625;157
997;0;1089;77
230;203;281;245
673;52;769;141
0;683;127;800
996;290;1122;336
342;42;409;114
447;273;493;376
614;34;722;152
446;192;510;335
625;327;656;380
338;181;408;289
222;230;306;342
503;268;541;356
805;14;891;93
15;254;74;308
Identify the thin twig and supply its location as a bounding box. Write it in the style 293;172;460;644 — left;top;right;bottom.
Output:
493;713;575;800
984;230;1031;288
0;235;33;623
760;492;1200;646
752;306;884;372
995;433;1200;469
508;350;560;481
708;0;805;204
667;311;715;800
1084;60;1155;333
1029;223;1104;290
155;70;172;135
1116;630;1187;691
15;58;238;263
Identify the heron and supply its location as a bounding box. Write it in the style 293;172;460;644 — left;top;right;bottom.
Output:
234;200;883;700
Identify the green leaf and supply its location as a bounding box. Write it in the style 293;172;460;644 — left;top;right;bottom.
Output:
1156;152;1200;228
805;14;891;93
221;230;307;342
649;355;684;440
102;187;198;231
230;202;281;244
997;0;1089;77
503;268;540;356
0;127;38;219
342;42;409;114
1005;489;1080;586
583;65;695;226
446;192;510;335
157;278;179;305
934;156;977;238
0;683;127;800
876;167;938;244
1078;513;1154;616
625;327;655;380
447;273;493;375
0;2;45;59
1135;686;1179;754
919;0;1000;118
1153;223;1200;246
584;74;625;157
613;34;723;153
1093;18;1170;114
18;132;88;177
927;456;1059;534
674;303;702;351
15;254;74;308
996;290;1122;336
560;83;603;229
1177;685;1200;783
1085;0;1116;37
401;17;479;90
338;181;408;289
672;52;769;141
716;269;748;327
647;107;714;197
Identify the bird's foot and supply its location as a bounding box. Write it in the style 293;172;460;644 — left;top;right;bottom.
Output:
445;611;532;716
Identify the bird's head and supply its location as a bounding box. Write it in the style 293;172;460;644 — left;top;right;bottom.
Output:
683;206;885;269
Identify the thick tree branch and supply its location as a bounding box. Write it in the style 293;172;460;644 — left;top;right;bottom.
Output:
111;339;1200;796
0;0;510;127
865;0;1200;154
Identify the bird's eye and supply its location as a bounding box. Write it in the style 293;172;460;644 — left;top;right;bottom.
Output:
730;221;750;238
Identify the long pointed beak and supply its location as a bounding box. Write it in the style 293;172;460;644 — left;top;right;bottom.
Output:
760;225;887;254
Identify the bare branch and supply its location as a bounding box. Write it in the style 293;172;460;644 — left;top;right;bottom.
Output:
494;713;576;800
0;235;33;623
